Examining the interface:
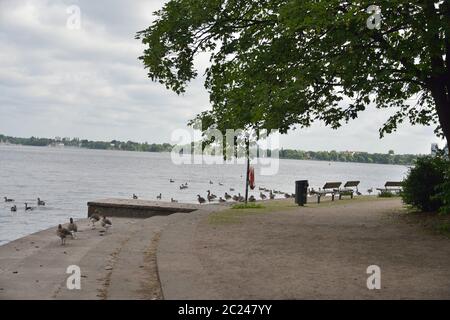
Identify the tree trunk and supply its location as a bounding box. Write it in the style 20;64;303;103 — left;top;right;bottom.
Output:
430;81;450;148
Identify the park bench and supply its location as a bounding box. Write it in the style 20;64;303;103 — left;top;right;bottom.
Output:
376;181;403;194
317;182;342;203
337;181;360;199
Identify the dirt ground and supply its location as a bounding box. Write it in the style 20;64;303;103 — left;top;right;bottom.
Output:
193;198;450;299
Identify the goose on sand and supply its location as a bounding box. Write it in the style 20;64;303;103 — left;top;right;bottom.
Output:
133;194;138;199
68;218;78;239
260;192;267;200
101;216;112;232
219;197;226;203
57;224;71;245
249;195;256;202
90;214;100;228
171;198;178;203
197;195;206;204
224;192;232;200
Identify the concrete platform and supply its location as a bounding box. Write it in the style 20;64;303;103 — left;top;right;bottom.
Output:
88;198;201;219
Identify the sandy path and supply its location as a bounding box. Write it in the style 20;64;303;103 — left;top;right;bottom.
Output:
159;198;450;299
0;214;182;300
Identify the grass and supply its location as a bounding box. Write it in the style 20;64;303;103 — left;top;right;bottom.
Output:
396;206;450;238
208;195;398;225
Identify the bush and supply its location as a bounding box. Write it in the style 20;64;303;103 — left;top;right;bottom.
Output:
437;166;450;215
378;190;396;198
402;155;449;212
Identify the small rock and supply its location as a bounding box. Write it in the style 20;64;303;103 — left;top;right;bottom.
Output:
63;251;67;254
13;271;18;274
104;266;113;270
40;265;43;267
35;246;39;248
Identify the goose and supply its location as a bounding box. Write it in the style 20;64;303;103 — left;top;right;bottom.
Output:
209;180;213;184
89;214;100;228
258;187;265;191
229;188;235;192
24;203;34;211
224;192;232;200
269;191;275;200
232;194;239;202
67;218;78;239
133;194;138;199
180;184;188;190
197;195;206;204
249;195;256;202
260;192;267;200
4;197;14;202
218;182;223;186
101;216;112;232
356;191;362;196
238;193;245;202
11;205;17;212
37;198;45;206
156;193;162;200
169;179;175;183
171;198;178;203
207;190;217;200
218;197;226;203
367;188;373;195
284;193;291;198
57;224;71;245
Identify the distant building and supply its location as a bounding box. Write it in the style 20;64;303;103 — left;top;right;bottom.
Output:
431;143;439;156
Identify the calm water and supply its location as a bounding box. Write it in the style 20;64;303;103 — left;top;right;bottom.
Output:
0;145;409;246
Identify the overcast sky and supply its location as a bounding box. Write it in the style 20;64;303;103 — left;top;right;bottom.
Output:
0;0;444;154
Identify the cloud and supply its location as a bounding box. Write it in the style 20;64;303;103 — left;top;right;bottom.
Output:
0;0;441;153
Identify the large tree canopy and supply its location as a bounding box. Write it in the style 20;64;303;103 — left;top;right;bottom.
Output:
136;0;450;146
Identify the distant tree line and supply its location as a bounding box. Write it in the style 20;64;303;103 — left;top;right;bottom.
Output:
0;133;418;165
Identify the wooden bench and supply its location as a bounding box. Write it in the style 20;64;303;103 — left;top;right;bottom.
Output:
376;181;403;194
317;182;342;203
337;181;360;199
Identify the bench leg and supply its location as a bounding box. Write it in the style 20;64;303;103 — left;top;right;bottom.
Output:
339;194;342;200
351;192;353;199
332;194;335;201
317;195;321;204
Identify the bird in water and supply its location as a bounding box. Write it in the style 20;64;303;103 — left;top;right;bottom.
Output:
157;193;162;200
4;197;14;202
229;188;235;192
24;203;34;211
68;218;78;239
57;224;71;245
169;179;175;183
197;195;206;204
133;194;138;199
11;205;17;212
101;216;112;232
209;180;213;184
37;198;45;206
171;198;178;203
90;214;100;228
218;182;223;186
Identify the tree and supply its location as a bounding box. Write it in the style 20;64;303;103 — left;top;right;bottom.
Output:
136;0;450;146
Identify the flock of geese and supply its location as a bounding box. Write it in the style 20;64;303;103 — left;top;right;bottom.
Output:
130;179;297;204
56;215;112;245
4;196;46;212
4;196;112;245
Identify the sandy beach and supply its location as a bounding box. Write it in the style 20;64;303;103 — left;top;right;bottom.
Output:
1;197;450;300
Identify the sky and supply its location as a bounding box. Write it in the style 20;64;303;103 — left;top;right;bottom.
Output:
0;0;444;154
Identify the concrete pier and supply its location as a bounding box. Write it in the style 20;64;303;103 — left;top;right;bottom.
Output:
87;198;201;219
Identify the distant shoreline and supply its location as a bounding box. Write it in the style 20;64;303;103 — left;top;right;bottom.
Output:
0;140;416;166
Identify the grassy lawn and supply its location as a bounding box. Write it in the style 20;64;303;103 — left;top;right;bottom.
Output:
207;195;399;225
397;207;450;238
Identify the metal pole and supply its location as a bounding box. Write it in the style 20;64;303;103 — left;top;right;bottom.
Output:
245;138;249;204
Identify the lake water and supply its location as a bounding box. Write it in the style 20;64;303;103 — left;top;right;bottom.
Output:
0;145;409;246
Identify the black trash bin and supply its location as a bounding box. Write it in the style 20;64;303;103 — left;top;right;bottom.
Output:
295;180;309;206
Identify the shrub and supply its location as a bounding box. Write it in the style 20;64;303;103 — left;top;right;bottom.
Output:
378;190;396;198
437;166;450;215
402;155;448;212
